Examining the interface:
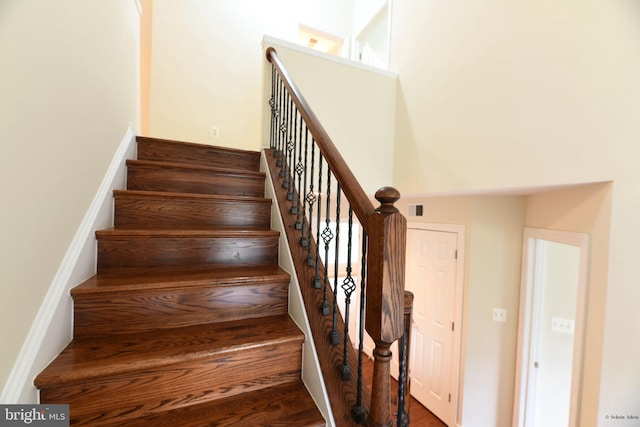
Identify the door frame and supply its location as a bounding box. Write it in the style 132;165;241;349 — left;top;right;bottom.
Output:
407;222;466;426
512;228;589;427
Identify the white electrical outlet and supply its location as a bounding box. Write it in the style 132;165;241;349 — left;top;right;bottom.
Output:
492;308;507;323
211;126;220;138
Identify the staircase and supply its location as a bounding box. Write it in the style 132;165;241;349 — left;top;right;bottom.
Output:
35;136;326;426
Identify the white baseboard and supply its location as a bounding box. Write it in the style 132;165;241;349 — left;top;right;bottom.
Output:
0;127;137;403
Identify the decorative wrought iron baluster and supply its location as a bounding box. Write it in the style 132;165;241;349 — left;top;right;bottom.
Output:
278;92;288;174
269;64;277;150
281;98;293;181
285;106;297;200
275;79;285;167
307;153;322;265
329;183;341;346
312;150;323;285
297;127;309;232
353;231;368;424
397;322;410;427
320;167;332;309
292;115;304;220
271;74;277;153
339;207;356;381
303;141;316;250
277;84;287;167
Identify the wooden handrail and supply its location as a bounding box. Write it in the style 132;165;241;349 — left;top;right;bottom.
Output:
266;47;375;226
266;47;407;427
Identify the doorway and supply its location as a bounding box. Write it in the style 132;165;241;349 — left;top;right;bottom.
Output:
403;223;465;426
513;228;589;427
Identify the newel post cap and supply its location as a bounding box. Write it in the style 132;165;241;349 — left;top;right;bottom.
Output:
375;187;401;214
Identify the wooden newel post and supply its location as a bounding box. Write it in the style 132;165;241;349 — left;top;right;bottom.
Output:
366;187;407;427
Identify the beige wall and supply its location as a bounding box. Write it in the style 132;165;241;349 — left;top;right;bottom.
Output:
148;0;355;151
0;0;140;396
525;183;612;424
397;195;525;426
390;1;639;425
262;38;397;194
397;184;610;426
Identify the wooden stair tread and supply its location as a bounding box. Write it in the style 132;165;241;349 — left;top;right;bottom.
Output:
35;315;302;388
96;228;280;238
113;189;271;203
97;380;325;427
72;265;290;294
36;137;324;425
126;159;265;178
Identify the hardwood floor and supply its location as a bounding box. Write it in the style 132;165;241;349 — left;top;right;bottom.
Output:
362;356;446;426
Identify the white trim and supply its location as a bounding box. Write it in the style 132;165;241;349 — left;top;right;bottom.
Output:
260;152;334;427
407;222;466;427
513;227;589;427
261;35;398;79
0;127;137;403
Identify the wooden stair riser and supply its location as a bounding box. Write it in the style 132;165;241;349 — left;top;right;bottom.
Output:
96;381;325;427
96;233;279;272
73;281;289;337
126;160;266;198
40;342;303;427
114;191;271;230
137;136;261;172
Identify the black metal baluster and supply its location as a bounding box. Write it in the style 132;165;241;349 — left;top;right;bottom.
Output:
271;73;276;153
269;64;276;150
320;167;332;309
279;92;289;175
292;115;304;222
281;98;293;181
277;83;287;167
309;152;323;268
312;149;323;286
339;207;356;381
397;323;410;427
329;183;341;346
298;127;309;233
268;66;273;148
304;144;317;261
353;231;368;424
276;79;286;167
285;105;296;201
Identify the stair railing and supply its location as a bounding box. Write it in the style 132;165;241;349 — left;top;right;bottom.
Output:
266;47;411;426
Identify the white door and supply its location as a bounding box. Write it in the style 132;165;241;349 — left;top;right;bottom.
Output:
406;227;460;426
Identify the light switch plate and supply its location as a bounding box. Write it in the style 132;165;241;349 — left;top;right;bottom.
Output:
551;317;575;334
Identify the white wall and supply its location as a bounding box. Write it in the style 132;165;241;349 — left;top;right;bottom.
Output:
148;0;355;150
262;38;397;194
0;0;140;400
389;1;639;425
